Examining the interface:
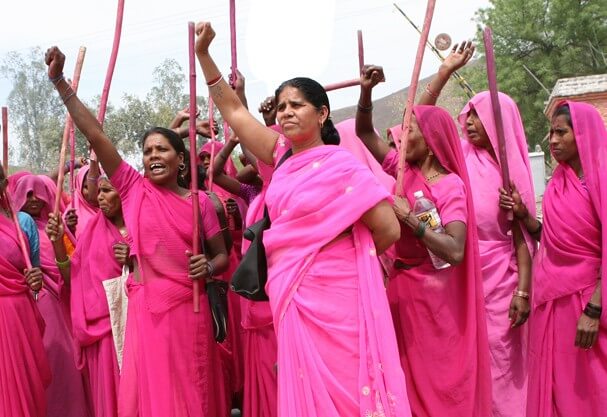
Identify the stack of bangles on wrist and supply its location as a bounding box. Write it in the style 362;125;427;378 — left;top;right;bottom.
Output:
584;302;602;319
512;289;529;299
414;221;426;238
205;261;215;277
357;102;373;113
425;83;439;99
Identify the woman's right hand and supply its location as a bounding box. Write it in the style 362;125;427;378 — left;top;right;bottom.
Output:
44;46;66;79
195;22;216;56
360;65;386;92
45;212;64;242
438;40;475;77
499;182;528;219
25;267;43;292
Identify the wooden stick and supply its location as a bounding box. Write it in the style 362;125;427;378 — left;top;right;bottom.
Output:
97;0;125;126
54;47;86;216
69;124;76;200
188;22;201;313
483;27;510;189
324;78;360;92
358;30;364;73
229;0;237;87
2;107;8;174
395;0;436;196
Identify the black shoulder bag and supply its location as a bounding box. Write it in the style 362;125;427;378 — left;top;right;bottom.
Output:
198;200;229;343
230;149;293;301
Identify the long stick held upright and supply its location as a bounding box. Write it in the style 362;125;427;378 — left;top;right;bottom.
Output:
2;107;8;173
207;99;216;192
483;27;510;189
396;0;436;196
229;0;238;85
98;0;125;125
54;47;87;216
188;22;201;313
358;30;364;73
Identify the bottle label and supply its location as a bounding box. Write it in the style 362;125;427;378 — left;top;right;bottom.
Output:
416;208;441;229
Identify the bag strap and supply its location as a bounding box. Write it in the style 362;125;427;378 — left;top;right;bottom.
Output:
205;191;234;252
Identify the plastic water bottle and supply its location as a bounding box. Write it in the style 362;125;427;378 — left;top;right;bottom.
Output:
412;190;451;270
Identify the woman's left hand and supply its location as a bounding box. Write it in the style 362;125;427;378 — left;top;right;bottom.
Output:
195;22;216;56
187;251;210;280
575;312;600;349
24;267;43;292
508;295;530;328
113;242;131;266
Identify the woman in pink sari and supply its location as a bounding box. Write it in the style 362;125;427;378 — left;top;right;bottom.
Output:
419;46;536;416
45;176;129;417
0;166;50;417
355;65;492;417
46;46;231;417
196;22;411;417
12;174;91;417
501;101;607;416
70;164;100;236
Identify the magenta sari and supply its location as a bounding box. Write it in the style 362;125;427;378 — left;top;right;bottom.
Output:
71;209;127;417
527;101;607;417
264;144;410;417
12;174;91;417
0;211;51;417
110;161;229;417
383;106;492;417
459;92;536;417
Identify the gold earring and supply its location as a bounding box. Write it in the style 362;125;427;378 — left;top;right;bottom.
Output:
179;163;186;171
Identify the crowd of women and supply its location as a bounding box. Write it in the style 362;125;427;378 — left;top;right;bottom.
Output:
0;19;605;417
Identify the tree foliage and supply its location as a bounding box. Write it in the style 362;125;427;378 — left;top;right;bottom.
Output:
1;53;221;172
475;0;607;149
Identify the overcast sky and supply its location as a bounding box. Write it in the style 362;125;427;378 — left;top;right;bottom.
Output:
1;0;490;132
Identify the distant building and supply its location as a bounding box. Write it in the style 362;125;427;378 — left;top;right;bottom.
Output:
544;73;607;125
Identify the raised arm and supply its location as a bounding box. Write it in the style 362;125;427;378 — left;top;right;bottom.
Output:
418;41;475;106
195;22;278;165
211;136;243;196
45;47;122;177
355;65;391;164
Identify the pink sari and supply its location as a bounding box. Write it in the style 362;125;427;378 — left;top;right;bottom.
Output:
264;145;410;417
71;165;99;236
459;92;536;416
383;105;492;417
527;101;607;417
0;212;51;417
71;210;127;417
110;161;229;417
12;175;91;417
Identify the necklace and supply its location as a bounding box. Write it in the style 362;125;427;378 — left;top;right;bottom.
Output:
425;171;441;182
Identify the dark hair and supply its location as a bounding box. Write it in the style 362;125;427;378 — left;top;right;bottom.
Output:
275;77;340;145
553;104;572;128
141;127;187;156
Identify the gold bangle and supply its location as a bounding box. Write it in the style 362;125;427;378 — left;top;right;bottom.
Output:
55;256;70;268
513;289;529;299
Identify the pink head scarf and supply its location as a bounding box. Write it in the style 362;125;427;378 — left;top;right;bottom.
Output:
200;141;238;178
458;91;536;216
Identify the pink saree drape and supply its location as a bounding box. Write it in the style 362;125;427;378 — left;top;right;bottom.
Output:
264;144;411;417
0;212;51;417
72;165;100;236
12;174;91;417
110;161;229;417
458;92;536;417
71;209;127;417
527;100;607;417
383;105;492;417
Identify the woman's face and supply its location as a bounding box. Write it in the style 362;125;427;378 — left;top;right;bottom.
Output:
142;133;184;186
97;179;122;219
201;153;211;170
276;86;327;143
465;109;491;149
22;191;44;218
405;116;430;163
549;114;578;164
